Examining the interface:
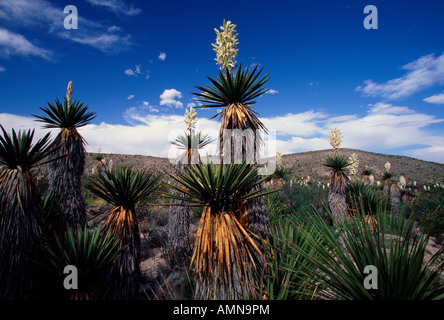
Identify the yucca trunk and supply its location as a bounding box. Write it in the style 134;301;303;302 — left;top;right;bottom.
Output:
218;106;270;240
390;184;401;217
192;206;262;300
103;206;141;299
167;162;191;265
47;128;86;233
0;169;44;299
328;172;349;227
363;175;370;186
383;178;391;196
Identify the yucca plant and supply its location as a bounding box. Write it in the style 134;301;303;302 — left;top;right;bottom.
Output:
193;65;271;239
93;154;107;173
289;204;444;300
324;155;351;227
258;214;319;300
168;129;214;265
43;226;121;300
85;167;160;299
348;181;391;217
192;20;272;244
163;160;276;299
34;84;96;234
0;125;54;299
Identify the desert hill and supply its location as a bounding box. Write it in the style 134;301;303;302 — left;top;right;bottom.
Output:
85;148;444;186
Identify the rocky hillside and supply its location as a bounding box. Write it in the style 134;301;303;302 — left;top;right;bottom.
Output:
85;148;444;186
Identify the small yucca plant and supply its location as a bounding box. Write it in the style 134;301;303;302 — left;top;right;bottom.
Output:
85;167;160;299
163;160;276;300
347;181;391;223
289;205;444;300
168;127;214;265
0;125;54;299
171;131;214;166
43;226;121;300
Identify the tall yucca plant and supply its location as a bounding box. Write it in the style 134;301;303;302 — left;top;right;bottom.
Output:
85;167;160;299
0;125;53;299
324;155;351;227
34;85;96;234
163;161;276;300
168;130;213;264
193;65;271;241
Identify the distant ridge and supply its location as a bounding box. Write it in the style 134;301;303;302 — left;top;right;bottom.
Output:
85;148;444;185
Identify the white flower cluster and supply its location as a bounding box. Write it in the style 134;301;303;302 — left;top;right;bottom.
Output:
328;127;342;154
276;152;282;169
398;175;406;190
384;161;391;173
348;153;359;178
212;20;239;70
184;107;197;131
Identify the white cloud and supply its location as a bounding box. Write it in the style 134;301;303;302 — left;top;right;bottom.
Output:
0;66;5;72
356;53;444;99
127;94;135;100
0;28;51;59
423;91;444;105
160;89;183;109
85;0;141;16
2;99;444;163
261;111;326;137
266;89;279;95
62;32;131;53
158;52;166;61
0;0;132;53
124;65;148;78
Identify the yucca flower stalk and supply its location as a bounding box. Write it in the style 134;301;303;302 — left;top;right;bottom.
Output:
0;125;54;299
163;160;276;300
328;127;342;156
212;19;239;72
347;153;359;180
66;81;73;107
34;83;96;235
85;167;160;299
398;175;407;191
382;161;394;196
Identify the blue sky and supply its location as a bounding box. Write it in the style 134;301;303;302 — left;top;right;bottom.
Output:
1;0;444;163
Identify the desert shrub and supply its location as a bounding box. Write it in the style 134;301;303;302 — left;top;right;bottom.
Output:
347;181;391;216
289;205;444;300
286;183;328;216
258;214;320;300
415;188;444;238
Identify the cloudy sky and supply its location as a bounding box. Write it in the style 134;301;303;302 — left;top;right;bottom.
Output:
1;0;444;163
